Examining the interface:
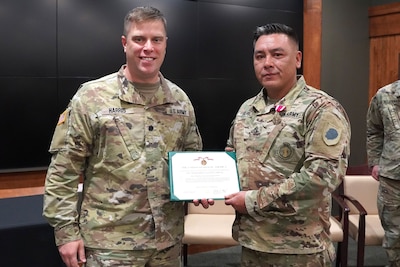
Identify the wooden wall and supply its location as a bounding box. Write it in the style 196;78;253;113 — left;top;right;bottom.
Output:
303;0;322;89
369;2;400;102
0;170;46;198
1;0;323;199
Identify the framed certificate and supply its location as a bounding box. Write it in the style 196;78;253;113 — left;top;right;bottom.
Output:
168;151;240;201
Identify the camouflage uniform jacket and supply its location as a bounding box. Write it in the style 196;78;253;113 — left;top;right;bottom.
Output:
367;79;400;179
43;65;203;250
227;76;350;254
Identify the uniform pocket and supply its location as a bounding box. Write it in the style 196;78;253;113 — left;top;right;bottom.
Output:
96;113;144;167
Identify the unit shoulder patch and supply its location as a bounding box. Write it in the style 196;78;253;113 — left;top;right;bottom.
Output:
323;125;341;146
309;111;346;158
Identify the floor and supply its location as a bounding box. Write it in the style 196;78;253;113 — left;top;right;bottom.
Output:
186;238;389;267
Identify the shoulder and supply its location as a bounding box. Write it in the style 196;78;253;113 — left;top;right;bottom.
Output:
374;80;400;99
162;77;192;102
80;72;118;91
238;91;263;111
67;72;119;114
164;78;184;93
300;86;350;126
368;80;400;110
299;86;344;112
73;72;119;100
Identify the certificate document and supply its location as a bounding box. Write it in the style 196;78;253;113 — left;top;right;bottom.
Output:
168;151;240;201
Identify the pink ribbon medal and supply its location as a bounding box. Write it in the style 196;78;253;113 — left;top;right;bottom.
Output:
275;105;286;112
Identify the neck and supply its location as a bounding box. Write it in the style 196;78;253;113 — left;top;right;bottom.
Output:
124;66;159;84
265;77;298;99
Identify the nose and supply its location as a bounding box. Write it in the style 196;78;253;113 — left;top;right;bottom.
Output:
143;40;154;52
263;55;273;68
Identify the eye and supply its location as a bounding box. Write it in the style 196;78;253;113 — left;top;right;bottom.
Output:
254;54;265;60
132;36;144;44
153;37;164;43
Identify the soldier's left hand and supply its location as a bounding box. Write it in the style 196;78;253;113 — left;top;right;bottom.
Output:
193;198;214;208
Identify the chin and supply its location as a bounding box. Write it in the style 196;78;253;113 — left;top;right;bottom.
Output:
262;80;279;88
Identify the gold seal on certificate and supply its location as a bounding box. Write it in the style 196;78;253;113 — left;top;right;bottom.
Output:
168;151;240;201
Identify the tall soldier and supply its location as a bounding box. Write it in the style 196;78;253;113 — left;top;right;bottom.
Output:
43;6;205;267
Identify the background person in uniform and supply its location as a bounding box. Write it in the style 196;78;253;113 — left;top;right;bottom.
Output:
224;23;351;266
43;6;205;267
367;80;400;267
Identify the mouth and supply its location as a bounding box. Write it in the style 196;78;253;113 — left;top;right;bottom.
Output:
262;73;276;79
140;57;155;61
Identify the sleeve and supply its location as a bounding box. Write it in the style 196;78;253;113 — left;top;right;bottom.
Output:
43;92;92;246
226;119;235;149
246;98;351;219
182;98;203;151
366;95;384;167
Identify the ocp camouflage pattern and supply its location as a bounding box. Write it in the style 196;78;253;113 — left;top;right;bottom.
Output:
43;65;203;251
367;80;400;179
227;76;351;256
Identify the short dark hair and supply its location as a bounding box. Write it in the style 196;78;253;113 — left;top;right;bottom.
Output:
253;23;299;48
123;6;167;36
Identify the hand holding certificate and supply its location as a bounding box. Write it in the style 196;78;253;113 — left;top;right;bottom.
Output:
168;151;241;201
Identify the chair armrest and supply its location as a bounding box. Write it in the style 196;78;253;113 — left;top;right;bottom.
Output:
332;192;350;221
341;193;367;265
331;192;350;234
340;193;367;239
341;194;367;216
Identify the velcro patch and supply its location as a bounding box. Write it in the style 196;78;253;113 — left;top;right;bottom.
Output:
309;111;346;158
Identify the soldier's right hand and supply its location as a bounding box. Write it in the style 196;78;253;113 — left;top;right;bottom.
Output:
58;239;86;267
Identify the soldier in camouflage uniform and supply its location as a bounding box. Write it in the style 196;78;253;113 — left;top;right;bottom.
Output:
43;6;203;267
225;23;351;266
367;80;400;267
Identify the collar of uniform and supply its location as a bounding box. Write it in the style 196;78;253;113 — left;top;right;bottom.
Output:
117;65;177;105
274;75;306;110
252;75;306;114
251;90;271;114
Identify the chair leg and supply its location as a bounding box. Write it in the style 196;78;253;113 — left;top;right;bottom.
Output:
336;242;341;267
335;240;350;267
341;241;348;267
183;243;188;266
356;240;364;267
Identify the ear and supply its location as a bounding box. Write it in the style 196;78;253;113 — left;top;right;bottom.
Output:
121;35;127;52
296;50;302;69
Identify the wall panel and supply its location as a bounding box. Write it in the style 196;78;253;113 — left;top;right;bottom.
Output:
0;0;303;193
368;2;400;101
0;0;302;172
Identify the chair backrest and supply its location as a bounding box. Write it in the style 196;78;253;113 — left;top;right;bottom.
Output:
346;164;371;175
187;200;235;215
343;175;379;215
